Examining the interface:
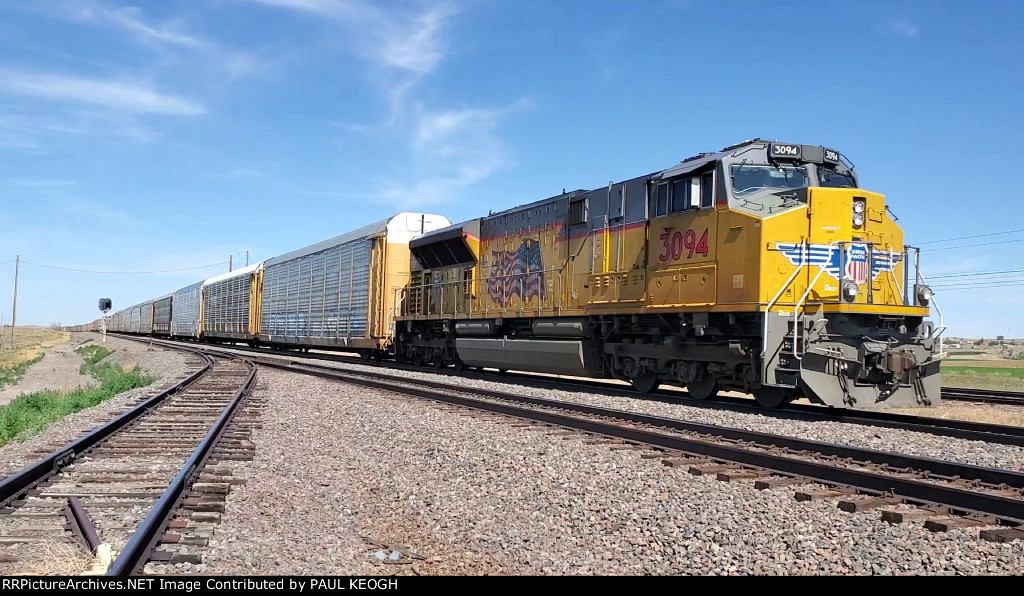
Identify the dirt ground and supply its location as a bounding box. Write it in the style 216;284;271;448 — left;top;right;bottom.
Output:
0;334;94;406
0;326;69;368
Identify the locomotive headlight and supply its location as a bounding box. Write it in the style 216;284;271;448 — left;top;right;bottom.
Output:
842;280;859;302
852;199;866;228
916;284;934;305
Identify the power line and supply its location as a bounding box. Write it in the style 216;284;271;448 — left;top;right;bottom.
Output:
934;282;1024;292
933;279;1024;290
917;228;1024;246
930;268;1024;280
925;238;1024;252
20;260;229;275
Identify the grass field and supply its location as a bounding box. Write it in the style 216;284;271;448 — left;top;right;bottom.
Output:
0;345;153;446
942;359;1024;391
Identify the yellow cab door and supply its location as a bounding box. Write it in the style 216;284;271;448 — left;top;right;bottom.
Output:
646;175;718;309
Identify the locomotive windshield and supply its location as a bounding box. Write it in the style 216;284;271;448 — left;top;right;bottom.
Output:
730;165;808;197
819;168;857;188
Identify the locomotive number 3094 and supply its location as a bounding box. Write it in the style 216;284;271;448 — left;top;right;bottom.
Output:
659;228;709;261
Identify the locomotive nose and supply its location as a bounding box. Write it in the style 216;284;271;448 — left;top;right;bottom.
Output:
806;187;887;245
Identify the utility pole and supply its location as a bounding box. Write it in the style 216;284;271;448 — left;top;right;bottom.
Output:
245;250;249;267
229;255;233;272
11;255;19;344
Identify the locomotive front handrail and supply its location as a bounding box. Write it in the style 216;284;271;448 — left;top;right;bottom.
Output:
791;241;844;361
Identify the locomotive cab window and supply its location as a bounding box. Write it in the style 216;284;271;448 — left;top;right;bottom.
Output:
670;180;691;213
819;168;857;188
730;165;808;198
701;172;714;207
655;183;669;216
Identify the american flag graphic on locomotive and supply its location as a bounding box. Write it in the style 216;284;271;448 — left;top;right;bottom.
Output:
487;239;546;307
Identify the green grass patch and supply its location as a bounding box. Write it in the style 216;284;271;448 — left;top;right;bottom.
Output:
942;366;1024;379
75;344;112;372
0;353;44;389
0;350;153;447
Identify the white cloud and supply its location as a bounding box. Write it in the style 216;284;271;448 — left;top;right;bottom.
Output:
0;104;160;149
378;99;530;207
0;69;204;115
70;3;204;49
246;0;528;208
883;19;921;39
38;1;265;80
247;0;455;74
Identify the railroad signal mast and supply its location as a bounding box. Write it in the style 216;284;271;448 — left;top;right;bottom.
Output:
98;298;112;343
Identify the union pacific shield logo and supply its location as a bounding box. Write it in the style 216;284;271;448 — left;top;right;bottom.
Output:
844;244;869;284
776;242;900;284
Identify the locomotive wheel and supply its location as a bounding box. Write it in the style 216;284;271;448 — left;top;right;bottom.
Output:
630;371;659;394
754;386;792;409
686;375;719;401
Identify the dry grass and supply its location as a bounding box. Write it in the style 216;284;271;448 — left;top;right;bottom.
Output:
8;538;90;575
901;404;1024;427
0;327;69;368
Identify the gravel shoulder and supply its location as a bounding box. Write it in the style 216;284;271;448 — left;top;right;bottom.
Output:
0;333;193;475
0;334;95;406
202;347;1024;474
204;370;1024;575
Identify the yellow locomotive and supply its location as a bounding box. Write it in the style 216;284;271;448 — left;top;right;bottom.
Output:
396;139;942;409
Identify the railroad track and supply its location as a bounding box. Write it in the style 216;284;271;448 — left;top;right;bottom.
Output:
942;387;1024;406
260;357;1024;544
0;347;258;576
126;335;1024;449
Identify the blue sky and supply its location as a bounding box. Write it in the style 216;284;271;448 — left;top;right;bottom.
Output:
0;0;1022;338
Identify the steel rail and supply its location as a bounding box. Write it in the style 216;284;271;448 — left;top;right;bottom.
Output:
264;358;1024;524
148;337;1024;448
107;358;257;576
0;354;212;508
943;387;1024;406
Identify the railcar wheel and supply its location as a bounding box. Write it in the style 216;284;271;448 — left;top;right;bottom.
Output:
411;352;424;367
686;376;719;401
754;386;792;409
453;357;467;372
432;353;445;369
630;372;659;394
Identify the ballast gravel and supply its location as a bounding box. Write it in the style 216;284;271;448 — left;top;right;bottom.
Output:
0;333;193;475
222;350;1024;474
203;369;1024;575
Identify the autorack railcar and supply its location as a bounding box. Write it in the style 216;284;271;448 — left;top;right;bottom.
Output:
256;213;450;357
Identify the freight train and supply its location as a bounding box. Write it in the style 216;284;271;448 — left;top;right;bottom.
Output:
69;140;943;409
